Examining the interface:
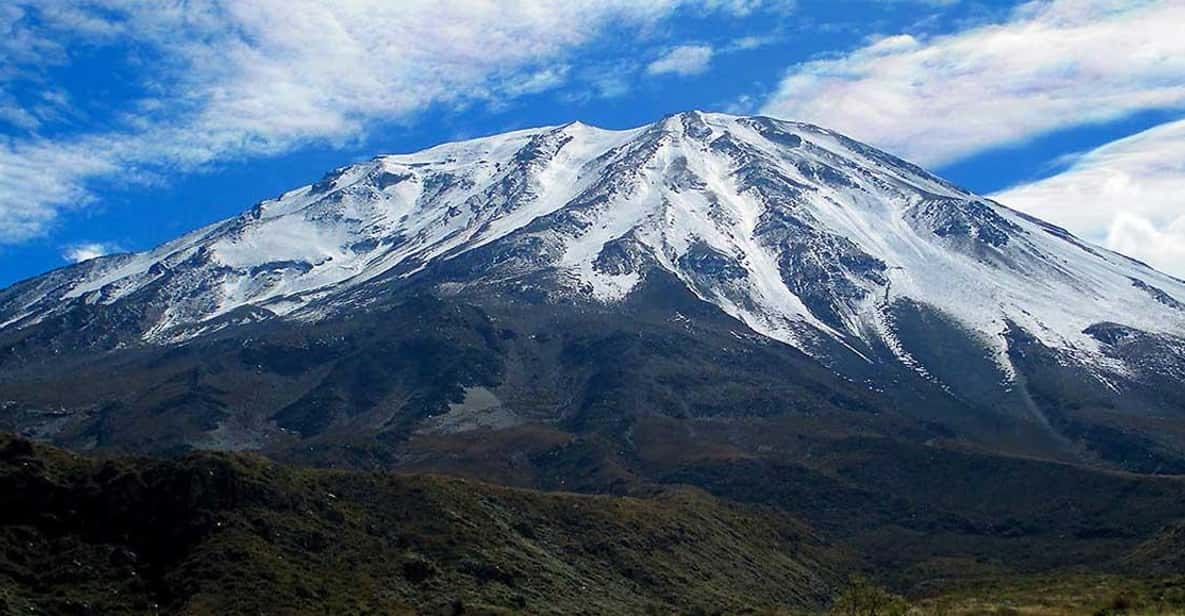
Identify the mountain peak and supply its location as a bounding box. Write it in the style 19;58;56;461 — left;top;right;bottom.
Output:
2;114;1183;385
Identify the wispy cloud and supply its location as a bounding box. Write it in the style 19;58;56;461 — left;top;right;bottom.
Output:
0;0;780;245
647;45;716;77
993;118;1185;278
62;241;121;263
760;0;1185;166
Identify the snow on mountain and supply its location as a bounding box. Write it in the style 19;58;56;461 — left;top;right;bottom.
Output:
3;112;1184;382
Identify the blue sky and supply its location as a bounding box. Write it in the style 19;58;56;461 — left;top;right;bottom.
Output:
2;0;1184;287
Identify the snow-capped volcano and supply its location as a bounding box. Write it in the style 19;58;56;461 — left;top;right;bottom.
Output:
5;111;1185;473
4;112;1183;369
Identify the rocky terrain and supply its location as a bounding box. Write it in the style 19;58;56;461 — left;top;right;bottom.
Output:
2;113;1185;609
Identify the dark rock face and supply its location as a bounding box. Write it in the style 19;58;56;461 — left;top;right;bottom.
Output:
663;155;707;192
679;111;714;140
420;171;475;204
1083;322;1185;411
309;167;349;194
372;169;412;190
248;260;315;277
1085;321;1143;346
742;116;804;149
594;233;653;276
474;129;574;218
755;207;887;329
908;197;1022;247
678;242;747;281
1132;277;1185;311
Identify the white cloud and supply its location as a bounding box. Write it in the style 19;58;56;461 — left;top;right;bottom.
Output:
0;0;779;245
707;0;797;15
62;241;121;263
731;36;768;50
760;0;1185;166
0;137;116;242
993;118;1185;278
647;45;715;76
0;98;39;131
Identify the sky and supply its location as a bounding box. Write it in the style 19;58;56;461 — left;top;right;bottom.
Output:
1;0;1184;287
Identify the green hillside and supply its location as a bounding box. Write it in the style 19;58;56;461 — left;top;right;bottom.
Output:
0;433;846;615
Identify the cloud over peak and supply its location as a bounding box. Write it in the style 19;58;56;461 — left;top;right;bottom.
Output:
994;117;1185;277
647;45;715;76
760;0;1185;166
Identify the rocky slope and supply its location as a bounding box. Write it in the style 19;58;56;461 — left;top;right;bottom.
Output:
5;113;1182;360
2;111;1184;472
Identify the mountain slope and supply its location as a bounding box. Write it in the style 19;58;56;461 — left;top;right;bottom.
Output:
2;111;1185;472
0;433;844;615
4;112;1183;359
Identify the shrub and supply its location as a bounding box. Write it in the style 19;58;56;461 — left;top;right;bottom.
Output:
1094;590;1140;615
830;576;911;616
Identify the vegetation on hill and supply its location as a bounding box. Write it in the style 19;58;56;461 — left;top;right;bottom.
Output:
3;434;1184;615
0;433;846;615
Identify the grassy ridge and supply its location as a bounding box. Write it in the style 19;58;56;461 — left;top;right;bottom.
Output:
903;574;1185;615
0;434;845;615
4;433;1184;615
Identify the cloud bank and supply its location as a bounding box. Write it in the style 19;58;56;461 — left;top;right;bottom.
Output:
0;0;772;244
648;45;715;76
994;118;1185;278
761;0;1185;166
